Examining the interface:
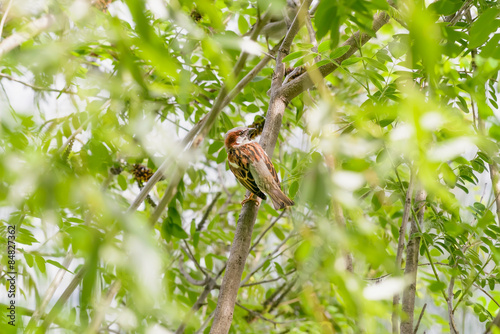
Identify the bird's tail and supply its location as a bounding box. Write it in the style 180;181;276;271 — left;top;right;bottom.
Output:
269;187;294;210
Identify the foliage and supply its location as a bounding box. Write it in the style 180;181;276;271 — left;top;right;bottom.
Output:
0;0;500;333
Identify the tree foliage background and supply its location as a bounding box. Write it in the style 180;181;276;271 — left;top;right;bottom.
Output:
1;0;500;333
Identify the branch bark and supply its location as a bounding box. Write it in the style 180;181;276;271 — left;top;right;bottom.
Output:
400;189;426;334
488;162;500;226
447;275;459;334
393;173;414;333
0;14;56;57
278;11;390;103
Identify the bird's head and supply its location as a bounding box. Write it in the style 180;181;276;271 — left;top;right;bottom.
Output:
224;127;257;149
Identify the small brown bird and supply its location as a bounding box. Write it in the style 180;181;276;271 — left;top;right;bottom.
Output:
224;127;294;210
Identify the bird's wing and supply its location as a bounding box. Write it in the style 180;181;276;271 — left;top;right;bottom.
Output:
229;164;267;200
244;142;281;192
228;146;267;200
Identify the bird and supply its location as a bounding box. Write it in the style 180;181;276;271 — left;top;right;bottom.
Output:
224;127;294;210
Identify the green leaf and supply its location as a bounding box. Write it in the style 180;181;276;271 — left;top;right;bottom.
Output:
24;253;34;268
341;57;361;66
428;0;462;16
238;15;249;34
168;206;182;226
330;45;350;60
46;260;73;273
273;226;285;240
208;141;224;155
388;41;407;59
283;51;308;62
317;40;331;53
168;222;189;239
294;53;318;66
117;174;127;191
274;262;285;277
440;163;457;187
34;255;46;274
205;254;213;271
216;149;228;164
429;280;446;292
489;124;500;141
468;8;500;49
289;181;299;198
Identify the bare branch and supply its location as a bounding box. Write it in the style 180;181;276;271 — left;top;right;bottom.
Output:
473;283;500;308
235;301;301;325
240;269;296;287
175;277;217;334
40;265;88;330
197;192;222;231
413;303;427;334
178;258;208;286
248;210;286;255
0;14;56;57
182;240;211;278
88;280;121;334
26;251;73;328
278;11;390;103
0;0;13;39
241;232;296;287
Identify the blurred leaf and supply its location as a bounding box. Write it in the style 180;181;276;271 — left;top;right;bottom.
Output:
468;8;500;49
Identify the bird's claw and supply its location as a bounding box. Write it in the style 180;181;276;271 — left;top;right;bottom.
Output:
241;194;260;207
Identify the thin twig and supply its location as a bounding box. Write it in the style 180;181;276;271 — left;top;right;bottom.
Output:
41;265;88;330
194;311;215;334
240;233;296;287
0;0;13;40
241;269;296;287
26;250;74;328
235;302;302;325
248;210;286;254
178;258;207;286
473;283;500;308
182;240;210;278
197;192;221;231
413;303;427;334
453;255;492;313
87;280;121;333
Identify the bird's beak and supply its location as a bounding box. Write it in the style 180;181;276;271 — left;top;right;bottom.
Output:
246;128;257;138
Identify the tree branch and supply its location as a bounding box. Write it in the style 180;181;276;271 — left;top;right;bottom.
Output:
401;189;426;334
87;280;121;334
393;172;414;333
40;265;88;331
209;1;313;332
175;277;217;334
278;11;390;103
413;303;427;334
447;274;459;334
0;14;56;57
26;251;73;329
